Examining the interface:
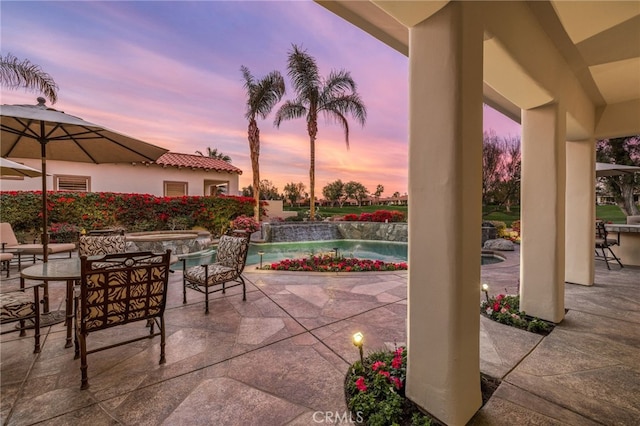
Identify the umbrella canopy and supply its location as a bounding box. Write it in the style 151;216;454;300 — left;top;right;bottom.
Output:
0;157;43;177
0;97;168;261
596;162;640;177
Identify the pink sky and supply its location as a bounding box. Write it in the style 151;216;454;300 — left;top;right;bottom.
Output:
1;1;521;197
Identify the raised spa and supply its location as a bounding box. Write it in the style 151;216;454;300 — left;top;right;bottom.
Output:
125;230;213;255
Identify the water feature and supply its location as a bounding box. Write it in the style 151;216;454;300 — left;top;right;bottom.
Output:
263;222;341;242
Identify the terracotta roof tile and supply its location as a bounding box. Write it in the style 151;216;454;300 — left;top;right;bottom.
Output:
154;152;242;174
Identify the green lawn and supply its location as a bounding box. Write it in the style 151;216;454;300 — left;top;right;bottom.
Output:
595;204;627;223
284;204;629;226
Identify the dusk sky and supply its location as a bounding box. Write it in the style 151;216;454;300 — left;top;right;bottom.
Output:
1;1;521;197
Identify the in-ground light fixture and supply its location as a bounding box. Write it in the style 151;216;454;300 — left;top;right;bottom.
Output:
258;251;264;269
482;283;490;303
352;332;364;365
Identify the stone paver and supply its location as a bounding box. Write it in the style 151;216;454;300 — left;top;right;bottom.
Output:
1;248;638;425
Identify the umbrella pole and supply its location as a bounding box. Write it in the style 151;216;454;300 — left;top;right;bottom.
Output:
40;133;48;263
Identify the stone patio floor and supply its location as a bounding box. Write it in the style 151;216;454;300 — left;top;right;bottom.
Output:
1;247;638;425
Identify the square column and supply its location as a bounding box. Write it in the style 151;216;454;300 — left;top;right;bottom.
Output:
520;104;566;322
565;139;596;285
406;3;483;425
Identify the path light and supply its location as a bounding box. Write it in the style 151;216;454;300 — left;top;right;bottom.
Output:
258;251;264;269
352;332;364;365
333;247;339;258
482;283;490;303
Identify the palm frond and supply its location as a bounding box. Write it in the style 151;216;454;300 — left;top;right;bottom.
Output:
274;101;307;127
287;44;320;98
323;69;357;97
253;71;285;120
321;110;351;149
0;53;58;104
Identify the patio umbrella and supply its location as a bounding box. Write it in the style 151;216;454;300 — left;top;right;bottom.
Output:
596;162;640;177
0;157;43;177
0;97;168;261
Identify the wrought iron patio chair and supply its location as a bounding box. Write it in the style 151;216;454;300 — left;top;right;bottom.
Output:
182;234;250;314
595;220;623;269
74;250;172;390
1;283;43;353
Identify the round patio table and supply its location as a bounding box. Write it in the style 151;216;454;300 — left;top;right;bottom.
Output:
20;258;79;348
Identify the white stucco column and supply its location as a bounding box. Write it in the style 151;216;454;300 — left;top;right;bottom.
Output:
406;3;483;425
565;139;596;285
520;104;566;322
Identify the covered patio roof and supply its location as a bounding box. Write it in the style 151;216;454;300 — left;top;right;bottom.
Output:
317;0;640;139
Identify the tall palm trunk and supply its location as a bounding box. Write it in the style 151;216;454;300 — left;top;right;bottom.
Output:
307;114;318;220
248;118;261;223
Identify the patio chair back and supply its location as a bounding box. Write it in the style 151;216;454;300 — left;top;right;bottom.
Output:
0;222;20;247
75;250;172;389
215;235;250;274
78;235;126;257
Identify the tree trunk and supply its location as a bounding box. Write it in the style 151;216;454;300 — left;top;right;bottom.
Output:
621;185;640;216
308;114;318;220
248;119;261;223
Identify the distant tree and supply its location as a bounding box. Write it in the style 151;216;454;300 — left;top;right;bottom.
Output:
283;182;306;207
195;147;232;163
392;191;401;198
322;180;345;207
344;181;368;206
597;136;640;216
374;184;384;203
274;44;367;220
240;65;286;222
482;131;521;212
242;180;281;200
0;53;58;104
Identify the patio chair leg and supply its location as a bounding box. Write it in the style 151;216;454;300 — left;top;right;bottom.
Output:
159;316;166;365
79;334;89;390
33;285;41;353
240;276;246;301
607;247;623;268
205;284;209;314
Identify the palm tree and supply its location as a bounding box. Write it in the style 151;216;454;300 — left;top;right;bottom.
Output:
195;147;232;163
0;53;58;104
241;65;285;223
274;44;366;220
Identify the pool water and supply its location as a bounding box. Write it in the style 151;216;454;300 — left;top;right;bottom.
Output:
175;239;503;269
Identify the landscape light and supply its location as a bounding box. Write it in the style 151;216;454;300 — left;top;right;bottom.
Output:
258;251;264;269
352;332;364;364
481;283;490;303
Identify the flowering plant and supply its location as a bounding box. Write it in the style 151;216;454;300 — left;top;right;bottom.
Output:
262;254;407;272
480;293;552;334
345;347;432;425
231;215;260;233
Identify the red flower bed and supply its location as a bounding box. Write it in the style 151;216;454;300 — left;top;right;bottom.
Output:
262;254;407;272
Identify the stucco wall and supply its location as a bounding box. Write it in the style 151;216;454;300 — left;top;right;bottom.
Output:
0;157;240;196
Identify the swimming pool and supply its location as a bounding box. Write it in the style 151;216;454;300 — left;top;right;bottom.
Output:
175;239;503;269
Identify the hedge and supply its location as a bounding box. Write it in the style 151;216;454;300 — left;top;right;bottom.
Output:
0;191;262;239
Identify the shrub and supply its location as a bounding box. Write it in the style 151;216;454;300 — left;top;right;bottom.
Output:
345;347;432;426
343;214;359;221
231;215;260;234
480;293;553;334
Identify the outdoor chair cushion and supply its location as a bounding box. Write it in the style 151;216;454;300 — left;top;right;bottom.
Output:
184;263;237;286
0;291;36;322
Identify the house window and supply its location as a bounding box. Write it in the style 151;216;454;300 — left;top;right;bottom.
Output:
54;175;90;192
164;181;188;197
